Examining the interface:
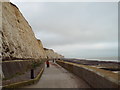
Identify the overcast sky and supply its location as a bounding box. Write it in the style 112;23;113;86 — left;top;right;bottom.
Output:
10;1;118;59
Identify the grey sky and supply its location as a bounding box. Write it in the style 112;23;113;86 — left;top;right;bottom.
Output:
10;1;118;59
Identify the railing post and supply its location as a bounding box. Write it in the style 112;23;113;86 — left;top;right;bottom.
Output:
31;69;34;79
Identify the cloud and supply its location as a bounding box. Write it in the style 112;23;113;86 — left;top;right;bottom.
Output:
11;2;118;58
52;42;118;58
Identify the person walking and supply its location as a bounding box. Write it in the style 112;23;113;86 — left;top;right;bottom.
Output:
53;59;54;63
46;60;50;68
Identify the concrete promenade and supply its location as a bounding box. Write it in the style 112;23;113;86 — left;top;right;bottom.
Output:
25;61;90;88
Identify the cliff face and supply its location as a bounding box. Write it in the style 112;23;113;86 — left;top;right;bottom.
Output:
1;2;46;60
1;2;64;82
0;2;2;60
44;48;64;59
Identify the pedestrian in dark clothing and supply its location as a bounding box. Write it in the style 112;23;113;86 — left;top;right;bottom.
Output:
53;59;54;62
46;60;50;68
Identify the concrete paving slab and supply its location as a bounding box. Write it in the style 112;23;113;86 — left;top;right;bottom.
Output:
25;61;90;88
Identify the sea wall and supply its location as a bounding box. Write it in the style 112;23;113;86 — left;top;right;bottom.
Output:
2;61;45;87
2;60;33;79
56;60;119;88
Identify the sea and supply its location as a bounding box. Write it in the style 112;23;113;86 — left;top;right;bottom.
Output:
76;57;119;62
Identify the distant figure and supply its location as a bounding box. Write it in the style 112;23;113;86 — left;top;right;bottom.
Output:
46;60;50;68
53;59;54;62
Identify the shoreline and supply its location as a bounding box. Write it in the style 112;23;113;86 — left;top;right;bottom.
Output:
64;58;119;62
86;59;119;62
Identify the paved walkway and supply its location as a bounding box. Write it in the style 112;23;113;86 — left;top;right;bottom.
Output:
25;61;90;88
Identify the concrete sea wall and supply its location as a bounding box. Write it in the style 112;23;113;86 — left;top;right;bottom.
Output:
56;60;119;88
2;60;32;79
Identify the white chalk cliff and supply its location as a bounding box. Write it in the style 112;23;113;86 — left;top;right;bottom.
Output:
1;2;64;61
44;48;64;59
2;2;46;60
